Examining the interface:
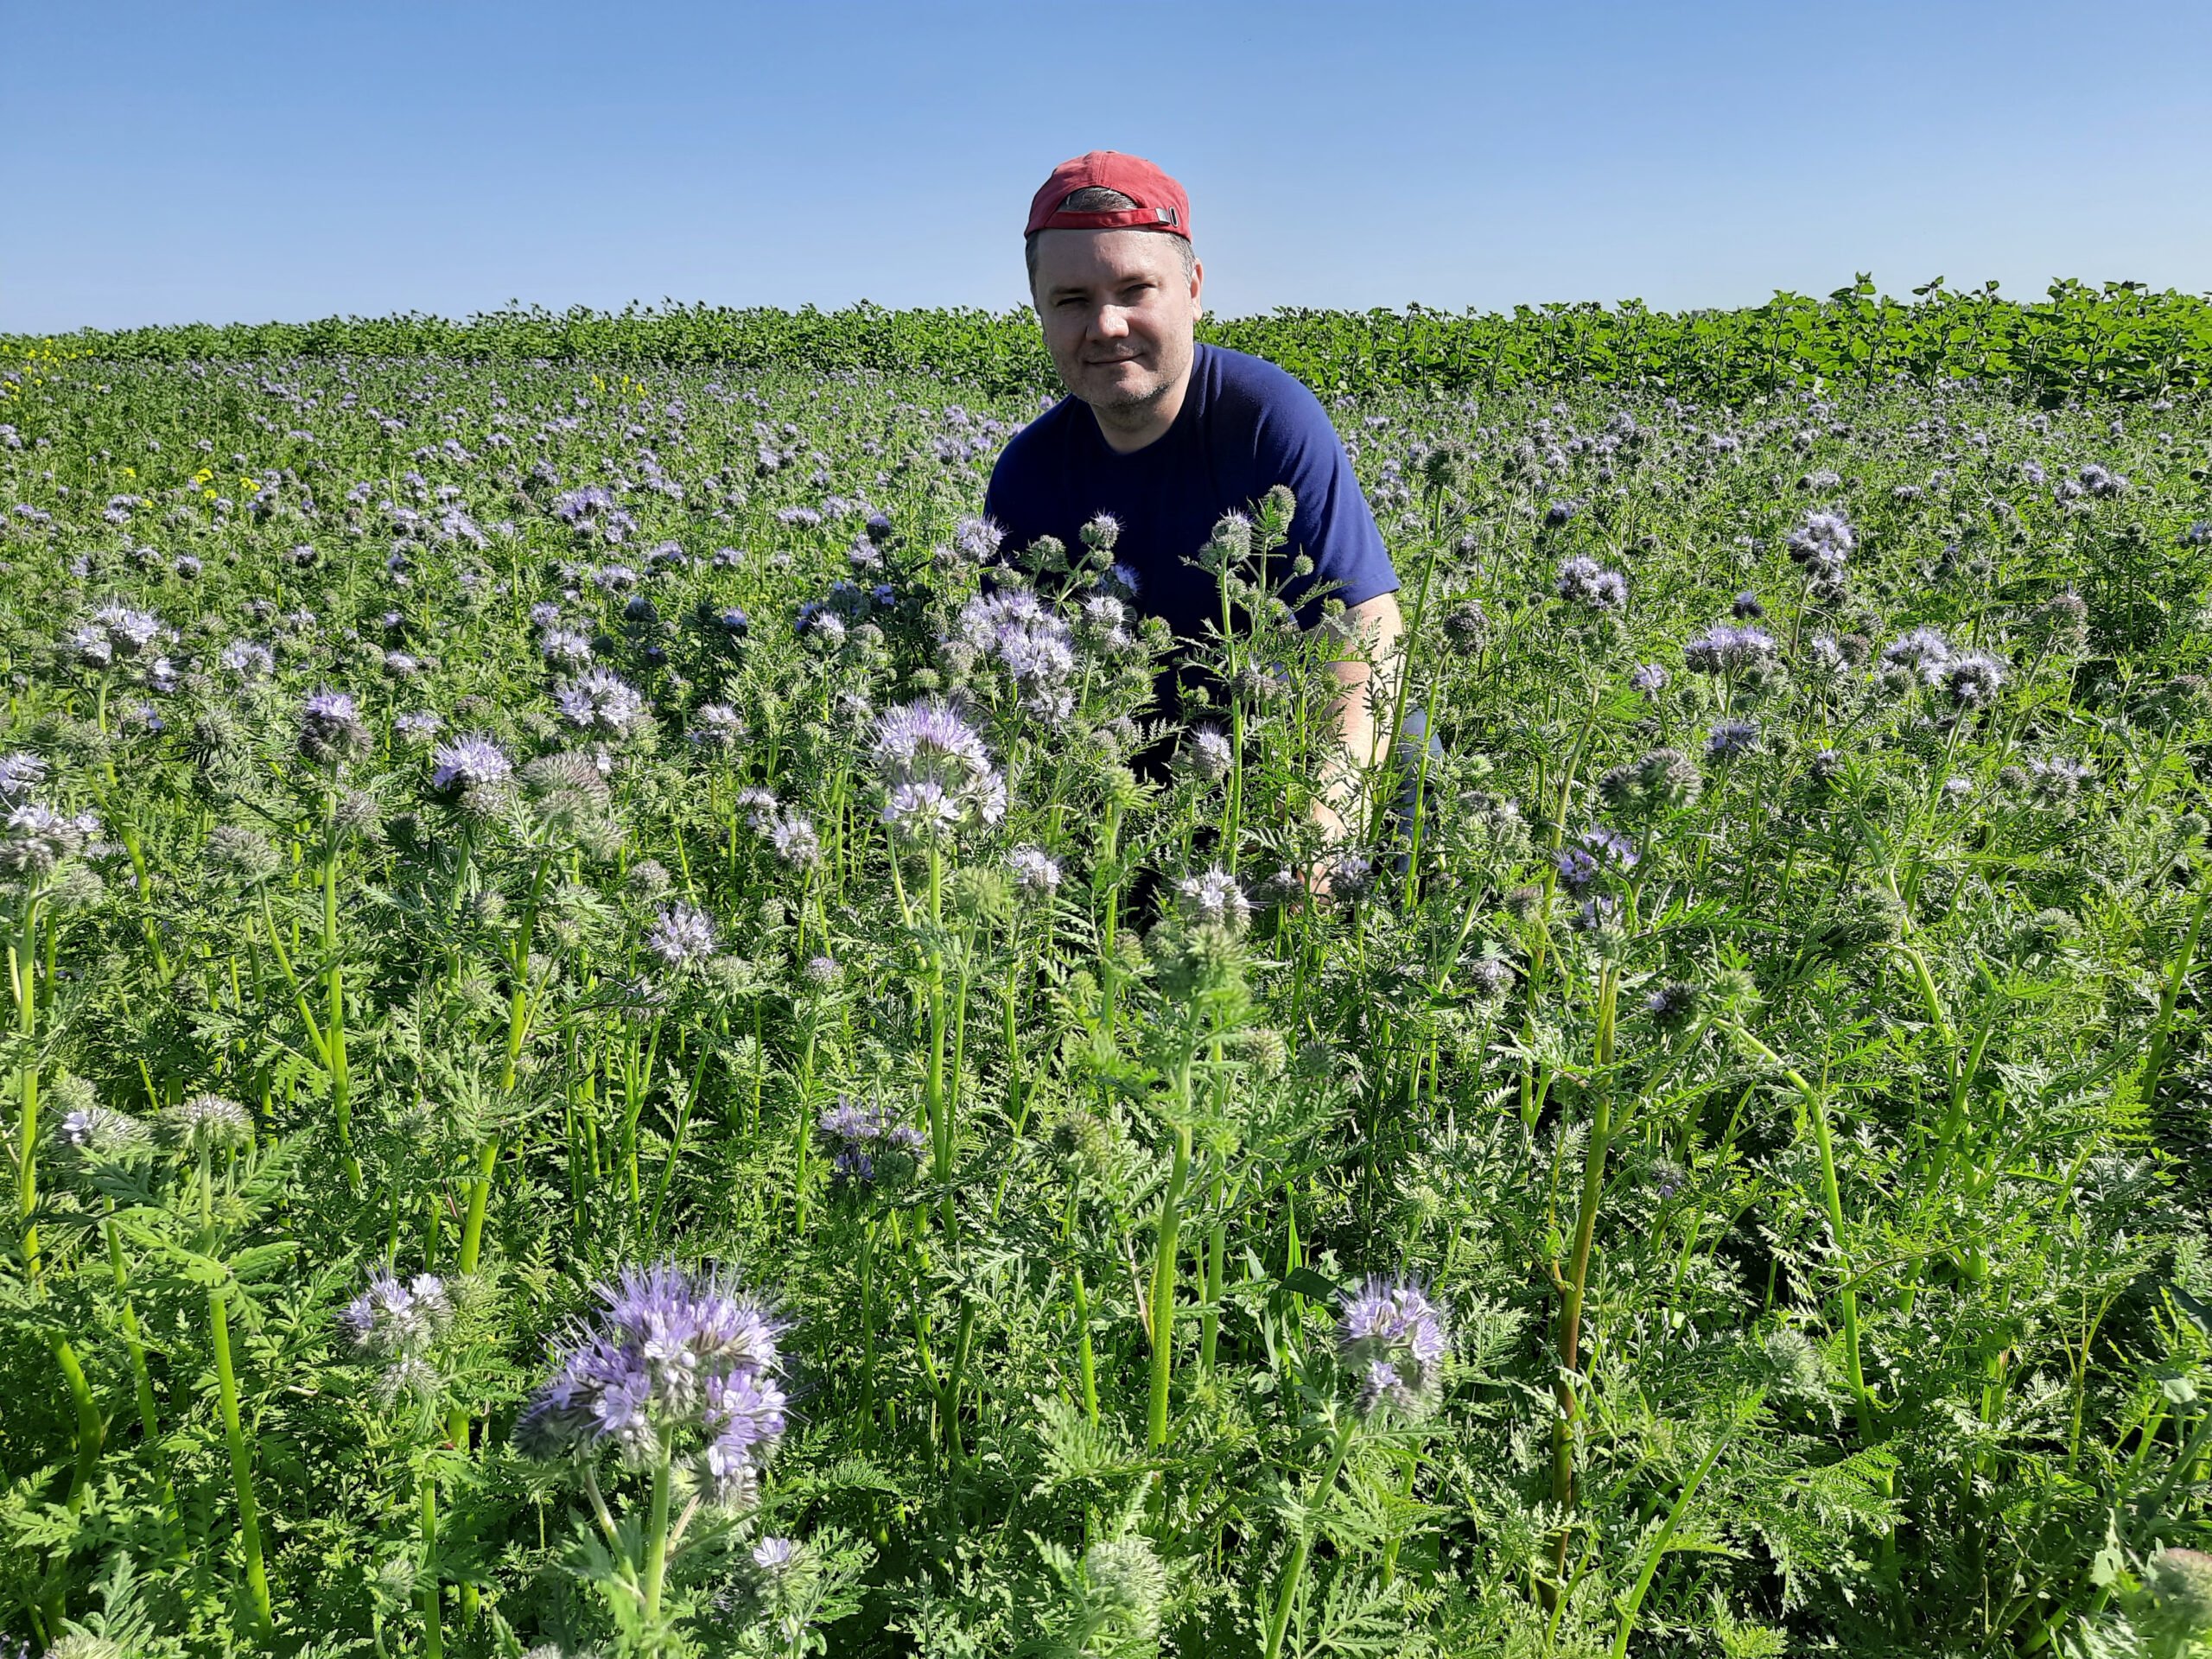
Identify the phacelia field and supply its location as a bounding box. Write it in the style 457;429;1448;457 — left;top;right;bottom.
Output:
1;344;2209;1657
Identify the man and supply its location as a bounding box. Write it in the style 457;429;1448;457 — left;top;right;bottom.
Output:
983;149;1407;853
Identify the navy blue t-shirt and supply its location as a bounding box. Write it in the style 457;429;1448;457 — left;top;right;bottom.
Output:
983;344;1399;647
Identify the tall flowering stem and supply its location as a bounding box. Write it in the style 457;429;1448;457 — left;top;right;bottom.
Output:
1264;1278;1449;1659
7;870;105;1543
514;1262;789;1635
1545;957;1619;1594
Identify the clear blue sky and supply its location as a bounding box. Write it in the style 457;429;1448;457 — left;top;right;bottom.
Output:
7;0;2207;334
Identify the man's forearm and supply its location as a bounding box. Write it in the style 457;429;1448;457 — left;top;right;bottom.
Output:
1313;592;1406;844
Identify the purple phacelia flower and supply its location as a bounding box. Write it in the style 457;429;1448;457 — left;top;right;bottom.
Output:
1706;718;1762;761
514;1262;788;1509
1337;1276;1449;1419
1555;556;1627;613
429;733;512;795
645;902;717;969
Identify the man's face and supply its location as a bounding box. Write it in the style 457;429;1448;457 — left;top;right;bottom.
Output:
1029;228;1204;418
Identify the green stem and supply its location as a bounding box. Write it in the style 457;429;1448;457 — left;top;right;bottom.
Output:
1609;1406;1749;1659
1147;1109;1193;1453
1547;964;1618;1592
639;1441;675;1626
418;1459;444;1659
1262;1414;1360;1659
210;1283;275;1640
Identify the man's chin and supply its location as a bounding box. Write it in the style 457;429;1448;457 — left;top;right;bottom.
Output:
1079;372;1167;415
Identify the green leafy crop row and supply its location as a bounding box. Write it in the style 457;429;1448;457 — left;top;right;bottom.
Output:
9;276;2211;404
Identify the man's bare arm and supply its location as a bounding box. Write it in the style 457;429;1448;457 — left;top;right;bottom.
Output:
1312;590;1406;847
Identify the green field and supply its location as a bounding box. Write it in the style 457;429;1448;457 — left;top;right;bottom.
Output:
1;301;2209;1656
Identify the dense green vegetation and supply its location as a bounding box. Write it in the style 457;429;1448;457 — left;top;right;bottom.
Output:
0;333;2209;1657
10;275;2212;404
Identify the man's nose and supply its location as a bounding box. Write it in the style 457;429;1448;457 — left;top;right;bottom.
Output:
1091;307;1131;340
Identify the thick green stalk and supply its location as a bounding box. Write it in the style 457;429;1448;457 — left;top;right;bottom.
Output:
105;1215;180;1538
1073;1267;1098;1427
639;1441;676;1626
1147;1108;1193;1452
1546;965;1618;1592
1262;1414;1360;1659
2138;878;2210;1116
320;797;359;1192
1733;1027;1878;1440
418;1460;444;1659
455;849;555;1281
210;1283;275;1640
1608;1408;1745;1659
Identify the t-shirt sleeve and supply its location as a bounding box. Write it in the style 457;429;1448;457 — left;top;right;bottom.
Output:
1250;377;1400;626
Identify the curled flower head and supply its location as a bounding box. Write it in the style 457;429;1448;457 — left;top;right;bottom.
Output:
1336;1276;1449;1419
1181;725;1234;783
1173;865;1251;931
1466;955;1513;1001
950;515;1004;565
0;753;48;802
219;639;275;678
1940;651;2006;709
299;689;370;764
342;1271;454;1402
751;1535;800;1575
687;702;744;750
1555;827;1637;895
1682;623;1777;676
870;699;1005;840
1880;626;1952;680
540;626;594;668
1643;980;1703;1032
951;590;1078;723
54;1101;150;1163
1555;556;1627;613
1705;718;1763;763
1007;844;1062;894
554;669;649;738
1;803;88;875
1599;747;1700;817
90;602;164;658
162;1092;254;1154
1784;509;1854;579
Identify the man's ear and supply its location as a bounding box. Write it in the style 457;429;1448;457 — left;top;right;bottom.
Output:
1190;257;1205;320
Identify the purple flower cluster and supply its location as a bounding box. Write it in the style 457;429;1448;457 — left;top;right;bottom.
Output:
1784;509;1854;584
1682;623;1777;676
1007;844;1063;893
515;1262;788;1510
645;901;717;969
1555;556;1627;613
1555;827;1637;895
1706;718;1763;762
869;700;1006;841
951;590;1078;723
554;668;650;737
1880;626;1953;681
1336;1276;1450;1419
299;689;370;763
817;1097;925;1185
429;733;512;797
341;1271;452;1402
1173;865;1251;931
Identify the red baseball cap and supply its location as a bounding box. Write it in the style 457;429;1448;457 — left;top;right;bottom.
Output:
1025;151;1191;240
